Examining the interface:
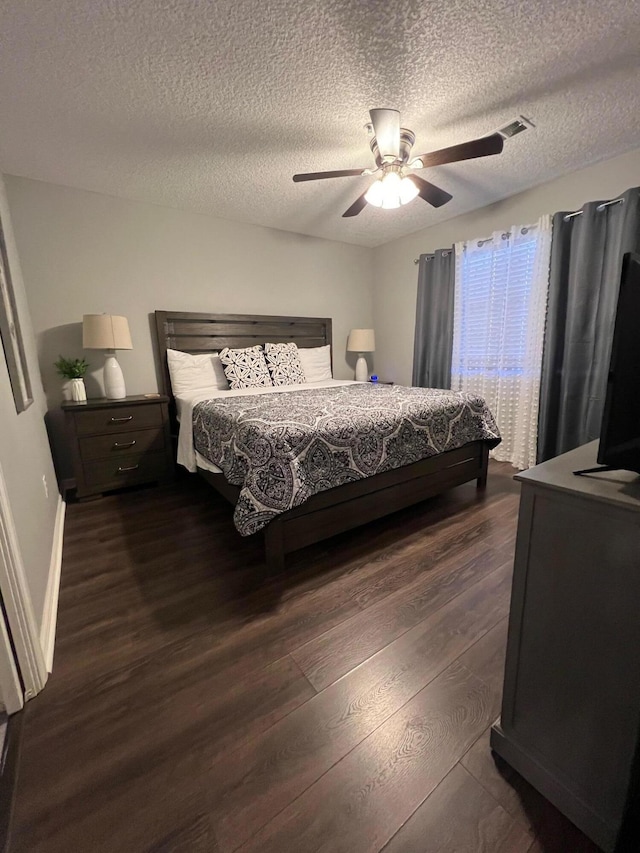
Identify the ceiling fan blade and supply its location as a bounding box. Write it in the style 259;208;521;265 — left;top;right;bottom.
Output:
293;168;367;182
369;108;400;160
413;133;504;168
407;174;452;208
342;190;369;218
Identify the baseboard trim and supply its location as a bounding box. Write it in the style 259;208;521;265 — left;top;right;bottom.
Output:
39;495;65;673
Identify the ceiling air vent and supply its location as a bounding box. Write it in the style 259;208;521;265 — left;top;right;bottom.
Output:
498;116;534;139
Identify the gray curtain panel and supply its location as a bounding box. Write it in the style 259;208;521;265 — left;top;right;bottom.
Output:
412;248;455;388
537;186;640;462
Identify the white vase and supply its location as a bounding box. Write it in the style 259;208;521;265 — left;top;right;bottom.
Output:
70;378;87;402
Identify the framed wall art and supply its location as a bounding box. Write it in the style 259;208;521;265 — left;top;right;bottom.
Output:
0;213;33;413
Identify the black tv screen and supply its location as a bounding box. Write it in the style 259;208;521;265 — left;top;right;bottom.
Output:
598;252;640;474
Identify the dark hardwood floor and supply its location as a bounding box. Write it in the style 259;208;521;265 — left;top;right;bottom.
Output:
10;463;601;852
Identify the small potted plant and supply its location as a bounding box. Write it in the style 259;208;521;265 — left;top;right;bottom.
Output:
55;356;90;402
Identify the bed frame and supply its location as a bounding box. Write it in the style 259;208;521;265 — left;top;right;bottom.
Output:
155;310;489;574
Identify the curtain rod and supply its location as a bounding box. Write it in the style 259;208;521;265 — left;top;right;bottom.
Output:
413;224;536;263
413;250;452;264
563;196;624;222
413;195;626;261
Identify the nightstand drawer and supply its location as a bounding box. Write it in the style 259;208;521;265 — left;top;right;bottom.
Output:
83;451;168;489
75;404;163;436
79;427;165;462
63;395;172;498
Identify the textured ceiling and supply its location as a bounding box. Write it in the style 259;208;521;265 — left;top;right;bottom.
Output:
1;0;639;247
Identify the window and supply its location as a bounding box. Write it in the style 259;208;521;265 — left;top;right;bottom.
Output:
454;233;538;377
451;218;552;469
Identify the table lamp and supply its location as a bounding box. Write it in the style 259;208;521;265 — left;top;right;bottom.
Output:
347;329;375;381
82;314;133;399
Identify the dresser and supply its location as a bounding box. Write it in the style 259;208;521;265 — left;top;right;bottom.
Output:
491;441;640;852
63;395;173;498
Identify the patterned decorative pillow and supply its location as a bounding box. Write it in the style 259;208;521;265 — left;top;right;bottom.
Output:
264;342;306;386
219;345;272;390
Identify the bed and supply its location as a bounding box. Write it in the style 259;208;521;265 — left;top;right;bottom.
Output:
154;310;500;574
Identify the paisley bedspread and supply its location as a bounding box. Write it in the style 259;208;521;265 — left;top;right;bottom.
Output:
192;384;501;536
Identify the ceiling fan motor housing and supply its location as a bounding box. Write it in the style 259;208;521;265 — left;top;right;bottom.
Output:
399;129;416;163
369;136;382;167
370;128;415;167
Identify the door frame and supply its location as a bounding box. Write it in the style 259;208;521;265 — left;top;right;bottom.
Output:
0;610;22;714
0;461;47;706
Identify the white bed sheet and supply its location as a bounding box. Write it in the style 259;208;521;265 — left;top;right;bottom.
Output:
176;379;360;473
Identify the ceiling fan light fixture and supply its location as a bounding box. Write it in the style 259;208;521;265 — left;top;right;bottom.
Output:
380;171;401;208
399;176;419;205
366;171;400;208
364;178;384;207
365;171;418;209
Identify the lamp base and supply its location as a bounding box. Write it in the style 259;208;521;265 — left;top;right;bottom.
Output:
104;352;126;399
355;354;369;382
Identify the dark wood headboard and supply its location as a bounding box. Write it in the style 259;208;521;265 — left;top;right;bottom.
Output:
154;310;333;402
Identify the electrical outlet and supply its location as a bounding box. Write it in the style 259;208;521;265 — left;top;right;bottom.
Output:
42;474;49;499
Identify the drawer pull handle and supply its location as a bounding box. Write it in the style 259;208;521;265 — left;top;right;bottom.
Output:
114;440;136;449
117;464;139;473
110;415;134;423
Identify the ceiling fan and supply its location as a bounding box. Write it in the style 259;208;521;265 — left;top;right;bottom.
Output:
292;108;504;218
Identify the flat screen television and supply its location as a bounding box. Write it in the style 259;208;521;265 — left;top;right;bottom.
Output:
592;252;640;474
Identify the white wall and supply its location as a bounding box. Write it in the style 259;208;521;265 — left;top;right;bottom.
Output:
371;147;640;385
0;174;59;632
6;147;639;491
5;177;374;478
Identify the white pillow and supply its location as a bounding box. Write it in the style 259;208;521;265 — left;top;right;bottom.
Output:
298;344;332;383
166;349;229;395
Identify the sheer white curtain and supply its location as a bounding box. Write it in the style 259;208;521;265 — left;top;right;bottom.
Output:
451;215;552;469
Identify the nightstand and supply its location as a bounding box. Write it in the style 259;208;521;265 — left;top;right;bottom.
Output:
62;395;173;499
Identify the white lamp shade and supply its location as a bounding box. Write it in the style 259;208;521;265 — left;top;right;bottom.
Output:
347;329;375;353
82;314;133;350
